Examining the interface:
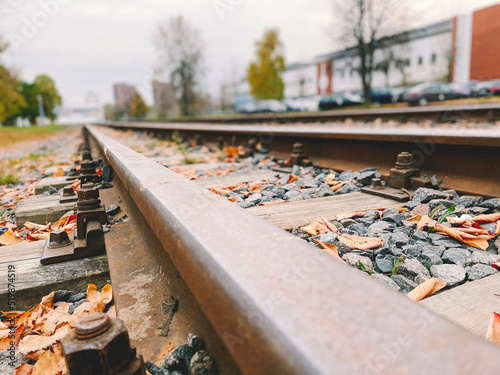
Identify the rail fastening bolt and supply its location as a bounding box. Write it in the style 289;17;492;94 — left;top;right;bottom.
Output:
48;229;72;248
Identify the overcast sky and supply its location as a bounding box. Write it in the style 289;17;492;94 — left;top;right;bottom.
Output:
1;0;499;107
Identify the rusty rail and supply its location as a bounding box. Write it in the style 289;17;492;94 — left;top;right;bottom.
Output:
86;124;500;374
101;121;500;198
138;102;500;124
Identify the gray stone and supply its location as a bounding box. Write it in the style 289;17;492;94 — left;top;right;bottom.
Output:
372;274;401;292
375;254;395;273
105;205;121;216
428;199;455;211
237;201;256;209
339;219;357;228
412;188;451;203
430;264;467;283
480;198;500;209
415;273;431;284
389;231;409;248
338;170;360;181
495;237;500;251
313;173;326;185
466;251;500;266
399;258;431;280
0;226;7;236
314;231;338;244
335;182;361;195
357;170;379;185
418;249;443;266
481;222;497;234
466;264;498;281
441;248;470;268
383;213;404;225
342;253;374;271
316;184;334;197
423;245;446;257
455;195;483;207
247;193;262;203
349;223;367;235
442;189;459;199
367;221;395;234
282;183;299;191
391;275;418;294
292;165;301;175
271;187;285;198
410;230;430;244
0;349;27;374
356;214;377;226
430;175;442;187
102;164;113;182
410;204;430;217
402;220;418;229
466;207;490;215
382;207;399;217
284;190;302;200
406;244;423;258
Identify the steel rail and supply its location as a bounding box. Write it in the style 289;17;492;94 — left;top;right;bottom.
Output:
86;124;500;374
144;102;500;124
101;121;500;198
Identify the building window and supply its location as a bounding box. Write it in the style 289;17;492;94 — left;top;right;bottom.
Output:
431;53;437;64
405;59;411;67
418;56;423;65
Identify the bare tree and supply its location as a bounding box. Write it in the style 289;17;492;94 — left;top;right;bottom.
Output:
154;16;204;116
333;0;408;103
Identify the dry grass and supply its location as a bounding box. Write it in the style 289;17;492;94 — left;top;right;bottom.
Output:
0;125;69;148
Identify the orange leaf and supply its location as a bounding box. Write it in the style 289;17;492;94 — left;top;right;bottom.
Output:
51;216;70;231
300;221;328;236
407;278;447;301
319;216;340;235
315;240;345;263
486;312;500;346
496;221;500;236
288;174;298;183
336;210;366;221
31;344;66;375
471;212;500;223
13;363;34;375
0;323;25;350
52;168;65;177
338;234;384;250
324;173;337;186
0;230;22;246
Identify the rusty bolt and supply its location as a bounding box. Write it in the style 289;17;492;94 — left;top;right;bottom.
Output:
62;313;145;375
68;168;79;177
293;142;305;155
63;186;75;197
370;178;385;190
78;183;100;201
48;229;72;248
82;150;92;161
81;160;95;171
396;152;414;170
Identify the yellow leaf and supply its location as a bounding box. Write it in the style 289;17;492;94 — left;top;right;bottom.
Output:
315;240;345;263
52;168;65;177
300;221;328;236
407;278;447;301
0;230;22;246
486;312;500;346
338;234;384;250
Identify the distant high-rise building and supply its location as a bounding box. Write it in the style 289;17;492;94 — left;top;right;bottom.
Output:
152;80;176;117
113;83;136;107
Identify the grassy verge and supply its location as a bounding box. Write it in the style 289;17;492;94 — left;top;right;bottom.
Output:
0;125;69;148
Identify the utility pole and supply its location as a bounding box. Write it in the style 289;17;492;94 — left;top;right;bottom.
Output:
37;95;46;125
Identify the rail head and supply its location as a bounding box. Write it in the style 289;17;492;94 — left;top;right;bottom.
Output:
87;124;500;374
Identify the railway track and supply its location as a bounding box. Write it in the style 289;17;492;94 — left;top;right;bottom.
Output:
103;119;500;198
2;121;500;374
148;102;500;124
85;124;499;374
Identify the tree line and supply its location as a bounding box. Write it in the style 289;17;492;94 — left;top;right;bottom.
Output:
0;37;61;125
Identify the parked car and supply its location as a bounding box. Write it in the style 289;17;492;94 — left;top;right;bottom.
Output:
472;80;500;97
370;88;396;104
402;82;469;105
318;93;364;110
238;102;258;114
255;100;287;113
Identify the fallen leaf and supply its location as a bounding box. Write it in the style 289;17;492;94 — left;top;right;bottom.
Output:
486;312;500;346
18;325;72;355
87;284;113;306
338;234;383;250
496;221;500;236
258;200;287;206
319;216;340;235
324;173;337;186
34;310;75;336
300;221;328;236
0;230;22;246
24;222;50;231
31;343;66;375
315;240;345;263
407;278;447;301
0;323;26;350
471;212;500;223
28;233;50;241
13;363;34;375
288;174;298;183
336;210;366;221
51;216;70;231
52;168;65;177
